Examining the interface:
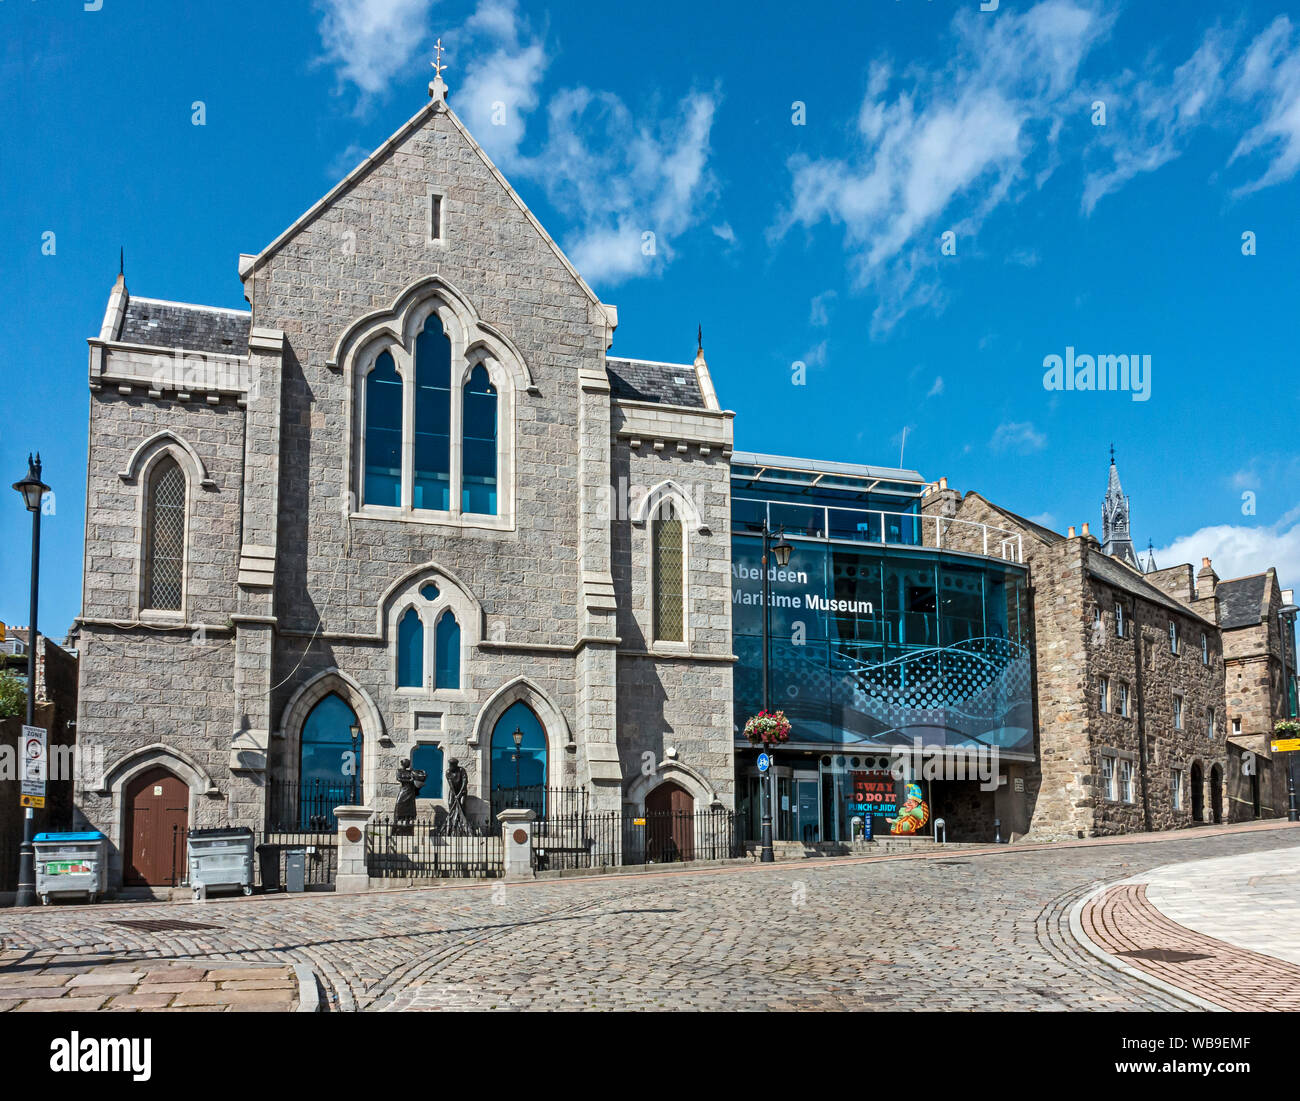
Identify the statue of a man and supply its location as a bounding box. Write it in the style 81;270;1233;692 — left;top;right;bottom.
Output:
395;757;426;822
444;757;471;836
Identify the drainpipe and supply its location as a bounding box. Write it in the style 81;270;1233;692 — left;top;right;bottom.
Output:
1133;612;1153;832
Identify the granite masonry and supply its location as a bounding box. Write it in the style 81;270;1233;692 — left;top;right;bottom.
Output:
72;77;734;888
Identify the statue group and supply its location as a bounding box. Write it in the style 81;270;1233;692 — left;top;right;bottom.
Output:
394;757;476;836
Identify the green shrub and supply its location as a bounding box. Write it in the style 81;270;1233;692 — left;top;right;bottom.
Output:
0;668;25;719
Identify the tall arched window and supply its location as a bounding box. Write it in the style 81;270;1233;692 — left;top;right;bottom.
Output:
435;610;460;689
364;351;402;507
144;455;186;611
413;314;452;511
489;701;546;815
462;363;498;515
299;692;361;828
397;607;424;688
652;499;685;643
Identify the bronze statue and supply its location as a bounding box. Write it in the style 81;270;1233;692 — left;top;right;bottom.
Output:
395;757;427;822
443;757;472;835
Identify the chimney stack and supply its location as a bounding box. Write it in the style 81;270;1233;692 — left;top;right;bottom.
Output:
1067;525;1077;538
1196;556;1219;601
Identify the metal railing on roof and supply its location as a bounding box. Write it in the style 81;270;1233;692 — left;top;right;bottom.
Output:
732;499;1023;563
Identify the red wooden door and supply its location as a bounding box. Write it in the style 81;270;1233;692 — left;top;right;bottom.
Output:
124;768;189;885
646;781;694;862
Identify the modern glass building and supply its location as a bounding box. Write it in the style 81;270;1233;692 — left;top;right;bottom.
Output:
730;453;1033;844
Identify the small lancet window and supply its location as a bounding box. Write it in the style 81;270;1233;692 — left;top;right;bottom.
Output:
435;610;460;689
397;607;424;688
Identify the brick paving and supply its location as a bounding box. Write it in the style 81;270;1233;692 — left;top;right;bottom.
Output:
1079;883;1300;1011
0;958;299;1012
0;820;1295;1012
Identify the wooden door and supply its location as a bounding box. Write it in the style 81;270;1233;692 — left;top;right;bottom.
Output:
124;768;189;885
646;781;694;862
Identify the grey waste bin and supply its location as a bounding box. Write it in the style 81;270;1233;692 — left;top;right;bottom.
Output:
187;827;255;900
34;832;108;905
285;848;306;893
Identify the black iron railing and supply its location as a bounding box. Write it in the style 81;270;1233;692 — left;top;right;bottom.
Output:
489;784;587;821
267;778;355;832
367;817;504;879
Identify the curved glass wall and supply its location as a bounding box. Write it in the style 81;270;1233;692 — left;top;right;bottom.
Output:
732;535;1032;755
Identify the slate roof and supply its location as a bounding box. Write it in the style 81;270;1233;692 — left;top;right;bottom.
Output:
1087;550;1216;627
606;358;704;408
965;494;1065;546
1216;573;1270;630
119;296;251;356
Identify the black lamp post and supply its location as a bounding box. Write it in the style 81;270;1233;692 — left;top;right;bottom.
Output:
12;453;49;909
1280;601;1299;822
348;721;361;806
758;521;792;864
511;726;524;806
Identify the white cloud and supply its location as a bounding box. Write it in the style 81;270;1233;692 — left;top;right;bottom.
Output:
809;290;836;327
712;222;737;245
990;421;1047;454
1082;27;1235;214
927;376;945;398
315;0;438;100
774;0;1112;333
453;0;718;287
1230;16;1300;195
1155;515;1300;594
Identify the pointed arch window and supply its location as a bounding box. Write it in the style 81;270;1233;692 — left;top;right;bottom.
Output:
435;610;461;689
413;314;452;511
652;499;685;643
364;351;403;508
462;363;498;515
397;607;424;688
144;455;186;611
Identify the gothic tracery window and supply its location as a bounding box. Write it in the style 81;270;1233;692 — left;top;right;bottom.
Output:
652;499;685;643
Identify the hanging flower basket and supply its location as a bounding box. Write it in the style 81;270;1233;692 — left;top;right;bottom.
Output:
1275;719;1300;738
743;710;792;747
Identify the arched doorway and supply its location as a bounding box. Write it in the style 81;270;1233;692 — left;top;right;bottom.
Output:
1210;764;1223;824
124;767;189;886
1191;761;1204;822
299;692;362;829
645;780;695;862
489;701;547;816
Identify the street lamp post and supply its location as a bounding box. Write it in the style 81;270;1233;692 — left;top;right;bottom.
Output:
1279;601;1299;823
759;521;792;864
348;721;361;807
12;453;49;909
511;726;524;807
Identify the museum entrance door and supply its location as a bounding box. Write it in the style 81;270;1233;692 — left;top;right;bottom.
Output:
645;781;694;862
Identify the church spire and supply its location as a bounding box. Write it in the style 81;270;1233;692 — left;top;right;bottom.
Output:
1102;448;1141;569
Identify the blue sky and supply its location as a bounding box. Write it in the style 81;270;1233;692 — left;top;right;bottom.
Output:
3;0;1300;638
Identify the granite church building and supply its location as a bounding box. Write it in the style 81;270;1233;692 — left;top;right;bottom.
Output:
73;71;735;888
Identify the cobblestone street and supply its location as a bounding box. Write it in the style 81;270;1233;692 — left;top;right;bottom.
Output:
2;821;1297;1012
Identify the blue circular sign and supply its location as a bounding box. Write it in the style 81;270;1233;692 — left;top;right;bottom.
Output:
757;752;771;772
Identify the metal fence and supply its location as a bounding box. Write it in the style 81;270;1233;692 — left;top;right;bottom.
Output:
528;808;742;871
267;778;356;832
488;785;588;821
367;817;504;879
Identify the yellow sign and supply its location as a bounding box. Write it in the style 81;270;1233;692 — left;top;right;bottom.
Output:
20;794;45;809
0;621;6;641
1271;739;1300;754
633;818;646;826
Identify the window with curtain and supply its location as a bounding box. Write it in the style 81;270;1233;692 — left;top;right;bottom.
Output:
144;455;186;610
413;314;452;511
652;500;685;642
462;363;498;515
397;607;424;688
364;351;403;507
435;609;460;689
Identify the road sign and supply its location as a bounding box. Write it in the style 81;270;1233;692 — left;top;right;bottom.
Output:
1271;738;1300;754
20;724;47;805
757;752;770;773
19;794;44;809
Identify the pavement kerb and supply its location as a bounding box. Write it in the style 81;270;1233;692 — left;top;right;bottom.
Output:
1065;881;1228;1012
8;819;1298;915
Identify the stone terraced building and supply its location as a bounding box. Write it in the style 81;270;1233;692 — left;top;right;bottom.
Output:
924;455;1229;840
72;74;735;889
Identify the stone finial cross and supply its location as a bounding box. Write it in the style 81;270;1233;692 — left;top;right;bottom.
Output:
432;38;448;79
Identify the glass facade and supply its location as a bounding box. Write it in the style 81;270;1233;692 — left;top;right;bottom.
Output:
731;466;1033;843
